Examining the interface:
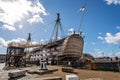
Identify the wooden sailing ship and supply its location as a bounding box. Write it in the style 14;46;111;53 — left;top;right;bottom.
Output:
29;13;84;66
5;13;84;67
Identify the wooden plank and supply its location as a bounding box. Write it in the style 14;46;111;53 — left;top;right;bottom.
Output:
62;67;74;73
8;70;26;78
40;76;62;80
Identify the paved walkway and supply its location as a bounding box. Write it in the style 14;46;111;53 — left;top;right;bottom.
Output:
0;63;120;80
0;63;5;70
0;63;9;80
0;63;42;80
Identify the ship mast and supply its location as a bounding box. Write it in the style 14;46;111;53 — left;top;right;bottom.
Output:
27;33;32;45
25;33;32;56
55;13;61;41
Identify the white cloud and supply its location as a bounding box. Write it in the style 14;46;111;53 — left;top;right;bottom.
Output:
105;32;120;44
40;39;44;42
31;41;38;44
97;36;104;40
94;49;100;51
2;24;16;31
40;39;44;44
8;38;39;45
68;28;74;32
0;37;7;47
27;14;43;24
0;0;47;31
7;38;26;44
19;25;23;29
116;26;120;29
68;28;74;35
58;36;61;39
96;51;104;57
0;37;39;48
91;42;96;45
104;0;120;5
98;32;102;35
98;32;120;44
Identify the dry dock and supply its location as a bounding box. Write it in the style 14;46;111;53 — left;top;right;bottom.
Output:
0;63;120;80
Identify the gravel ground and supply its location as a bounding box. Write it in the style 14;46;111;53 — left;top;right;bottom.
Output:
0;63;120;80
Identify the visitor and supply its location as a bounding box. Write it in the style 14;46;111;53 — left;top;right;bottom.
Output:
36;59;40;67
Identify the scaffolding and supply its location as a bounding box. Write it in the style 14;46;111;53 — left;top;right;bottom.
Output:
5;33;41;67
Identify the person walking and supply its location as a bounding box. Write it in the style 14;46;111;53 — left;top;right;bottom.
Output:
36;59;40;67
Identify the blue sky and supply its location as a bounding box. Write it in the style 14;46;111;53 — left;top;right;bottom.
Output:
0;0;120;57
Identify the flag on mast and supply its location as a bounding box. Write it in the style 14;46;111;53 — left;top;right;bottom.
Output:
77;4;86;13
